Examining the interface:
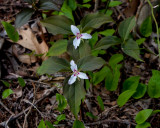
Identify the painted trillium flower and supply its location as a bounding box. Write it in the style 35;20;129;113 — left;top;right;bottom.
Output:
71;25;92;49
68;60;88;85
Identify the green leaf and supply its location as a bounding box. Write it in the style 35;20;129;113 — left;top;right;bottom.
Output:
105;66;113;89
15;8;34;28
56;93;67;112
93;66;109;85
93;36;121;50
59;0;74;21
83;0;91;3
101;0;106;2
132;83;147;99
105;65;121;91
136;38;146;45
109;54;124;69
118;16;136;41
1;21;19;42
77;4;91;9
37;57;70;75
89;32;98;48
47;40;68;56
45;121;55;128
122;76;140;92
54;114;66;124
148;70;160;98
136;122;151;128
152;110;160;115
67;0;77;10
135;109;153;124
106;9;113;16
85;79;90;90
40;15;73;35
140;16;152;37
117;90;135;107
91;50;106;57
2;89;13;99
85;112;98;119
1;80;10;87
57;114;66;122
99;29;115;37
39;0;60;11
97;96;104;111
63;78;86;117
80;13;113;32
122;39;142;61
77;56;105;71
79;41;91;58
18;77;26;87
67;40;80;62
73;120;85;128
38;120;46;128
109;1;122;7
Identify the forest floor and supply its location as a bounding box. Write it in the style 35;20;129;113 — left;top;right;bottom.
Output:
0;0;160;128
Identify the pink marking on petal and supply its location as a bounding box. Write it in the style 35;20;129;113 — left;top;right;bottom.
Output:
73;69;80;76
76;33;82;39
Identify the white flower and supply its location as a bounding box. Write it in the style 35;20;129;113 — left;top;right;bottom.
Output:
71;25;92;49
68;60;88;85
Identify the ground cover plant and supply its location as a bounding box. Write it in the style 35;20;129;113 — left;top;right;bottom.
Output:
0;0;160;128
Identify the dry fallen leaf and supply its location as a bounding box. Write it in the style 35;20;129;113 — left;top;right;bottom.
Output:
124;0;140;17
17;26;48;60
12;44;37;65
18;54;37;64
13;86;23;99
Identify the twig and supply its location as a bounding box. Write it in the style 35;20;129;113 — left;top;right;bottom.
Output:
0;101;22;128
135;0;145;19
0;101;14;115
25;79;52;88
23;82;36;128
23;99;44;118
0;115;13;127
115;6;125;20
98;105;118;117
0;107;32;127
0;87;56;127
16;120;22;128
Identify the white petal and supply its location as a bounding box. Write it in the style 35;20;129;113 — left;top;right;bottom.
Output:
68;75;77;85
73;37;81;49
70;60;77;71
71;25;80;36
81;33;92;39
78;72;88;79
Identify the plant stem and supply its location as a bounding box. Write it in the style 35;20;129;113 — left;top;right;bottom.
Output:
93;0;99;12
147;0;160;56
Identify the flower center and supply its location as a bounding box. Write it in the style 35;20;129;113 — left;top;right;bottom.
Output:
76;33;82;39
73;69;79;76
